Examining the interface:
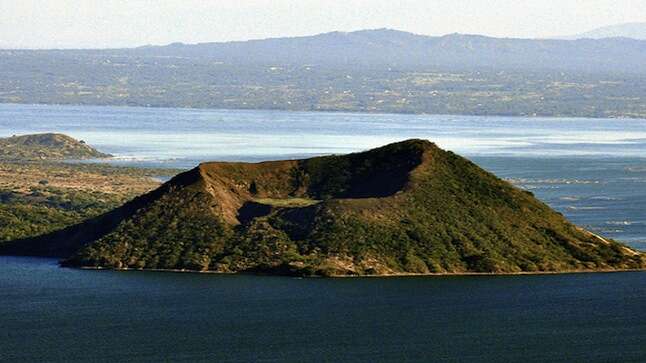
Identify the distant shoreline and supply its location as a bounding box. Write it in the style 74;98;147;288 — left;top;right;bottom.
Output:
1;101;644;121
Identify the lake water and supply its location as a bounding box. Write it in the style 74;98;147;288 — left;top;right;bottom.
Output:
1;257;646;362
1;104;646;362
2;104;646;167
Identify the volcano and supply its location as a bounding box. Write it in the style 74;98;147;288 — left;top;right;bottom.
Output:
2;139;643;276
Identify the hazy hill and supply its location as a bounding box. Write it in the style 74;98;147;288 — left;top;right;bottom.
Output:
565;22;646;40
130;29;646;73
3;139;643;276
0;133;110;160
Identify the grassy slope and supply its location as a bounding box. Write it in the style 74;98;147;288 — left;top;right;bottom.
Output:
252;198;319;207
38;139;644;276
0;161;178;244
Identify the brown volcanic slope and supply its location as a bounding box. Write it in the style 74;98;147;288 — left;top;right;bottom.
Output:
1;139;643;276
0;133;111;160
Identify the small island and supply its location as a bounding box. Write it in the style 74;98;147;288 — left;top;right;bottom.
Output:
0;133;111;160
2;139;644;276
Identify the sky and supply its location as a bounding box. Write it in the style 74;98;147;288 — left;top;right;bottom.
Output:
1;0;646;49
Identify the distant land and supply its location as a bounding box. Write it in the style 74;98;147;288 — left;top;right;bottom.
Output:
127;29;646;72
3;139;643;276
2;29;646;118
563;22;646;40
0;133;111;161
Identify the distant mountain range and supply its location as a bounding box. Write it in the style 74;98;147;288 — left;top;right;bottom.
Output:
126;28;646;72
564;22;646;40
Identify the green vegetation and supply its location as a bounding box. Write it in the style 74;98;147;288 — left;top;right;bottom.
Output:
68;186;231;271
0;187;122;243
3;50;646;118
0;161;180;244
3;140;644;275
0;133;181;243
0;133;111;160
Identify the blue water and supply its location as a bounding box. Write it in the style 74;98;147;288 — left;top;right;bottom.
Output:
2;104;646;167
1;257;645;363
2;104;646;362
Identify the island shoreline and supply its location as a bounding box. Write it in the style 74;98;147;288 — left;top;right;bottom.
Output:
71;264;646;278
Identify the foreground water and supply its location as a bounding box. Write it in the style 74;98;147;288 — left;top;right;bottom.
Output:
1;257;645;362
2;104;646;362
